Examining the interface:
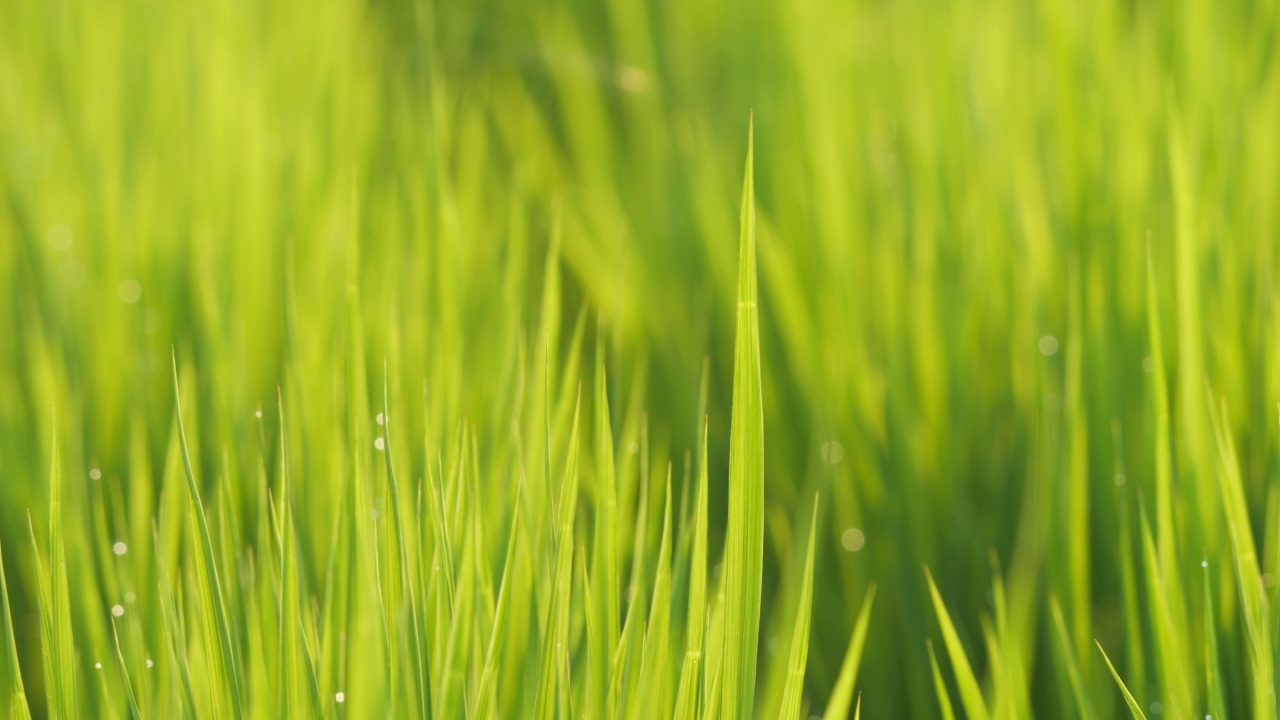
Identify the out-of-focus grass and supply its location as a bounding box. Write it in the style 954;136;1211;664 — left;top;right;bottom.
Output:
3;0;1280;716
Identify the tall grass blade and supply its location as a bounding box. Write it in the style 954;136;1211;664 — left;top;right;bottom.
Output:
924;567;989;720
777;497;819;720
1095;641;1147;720
721;114;765;720
674;421;711;720
926;640;956;720
0;533;31;719
822;585;875;720
171;353;244;719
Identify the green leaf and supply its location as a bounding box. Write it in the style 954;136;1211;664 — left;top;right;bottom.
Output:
721;114;765;720
591;328;620;720
777;497;819;720
171;353;244;719
1048;595;1094;720
1096;641;1147;720
0;529;31;719
535;390;582;719
822;585;875;720
674;421;711;720
926;641;956;720
924;567;988;720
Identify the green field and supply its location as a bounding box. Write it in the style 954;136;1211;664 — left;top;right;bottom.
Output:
2;0;1279;716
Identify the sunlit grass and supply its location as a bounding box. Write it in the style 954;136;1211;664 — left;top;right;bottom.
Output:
3;0;1280;716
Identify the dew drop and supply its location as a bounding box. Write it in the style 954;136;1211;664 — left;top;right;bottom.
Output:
1038;335;1059;356
89;468;102;481
111;605;124;618
112;541;128;556
376;412;385;426
374;437;386;451
146;659;153;669
335;692;345;703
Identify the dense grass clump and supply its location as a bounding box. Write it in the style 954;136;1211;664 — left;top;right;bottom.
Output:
4;0;1280;716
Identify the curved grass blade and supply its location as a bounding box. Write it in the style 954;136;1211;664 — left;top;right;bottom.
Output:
171;352;244;719
111;618;142;719
822;585;875;720
926;640;956;720
1048;595;1094;720
721;114;765;720
924;567;988;720
1095;640;1147;720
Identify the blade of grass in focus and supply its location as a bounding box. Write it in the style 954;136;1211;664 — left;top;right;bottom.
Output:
1096;641;1147;720
720;115;765;720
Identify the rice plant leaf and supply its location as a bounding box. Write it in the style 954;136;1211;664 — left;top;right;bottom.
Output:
474;482;522;719
1048;595;1094;720
110;618;142;720
778;497;819;720
0;529;31;719
35;421;77;720
382;362;431;718
635;467;675;718
822;585;876;720
534;389;582;720
924;567;988;720
171;352;244;719
721;114;765;720
674;421;711;720
1096;641;1147;720
926;641;956;720
591;328;620;720
1202;561;1226;720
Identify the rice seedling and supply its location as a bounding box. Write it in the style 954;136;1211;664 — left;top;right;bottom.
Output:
3;0;1280;715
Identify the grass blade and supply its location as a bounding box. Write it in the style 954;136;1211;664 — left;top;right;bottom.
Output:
674;421;711;720
924;567;988;720
591;330;620;719
926;640;956;720
822;585;876;720
1048;595;1094;720
535;389;582;719
1095;641;1147;720
0;529;31;719
777;497;819;720
721;114;765;720
171;353;244;719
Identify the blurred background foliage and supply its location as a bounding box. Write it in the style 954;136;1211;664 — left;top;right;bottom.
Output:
2;0;1280;715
